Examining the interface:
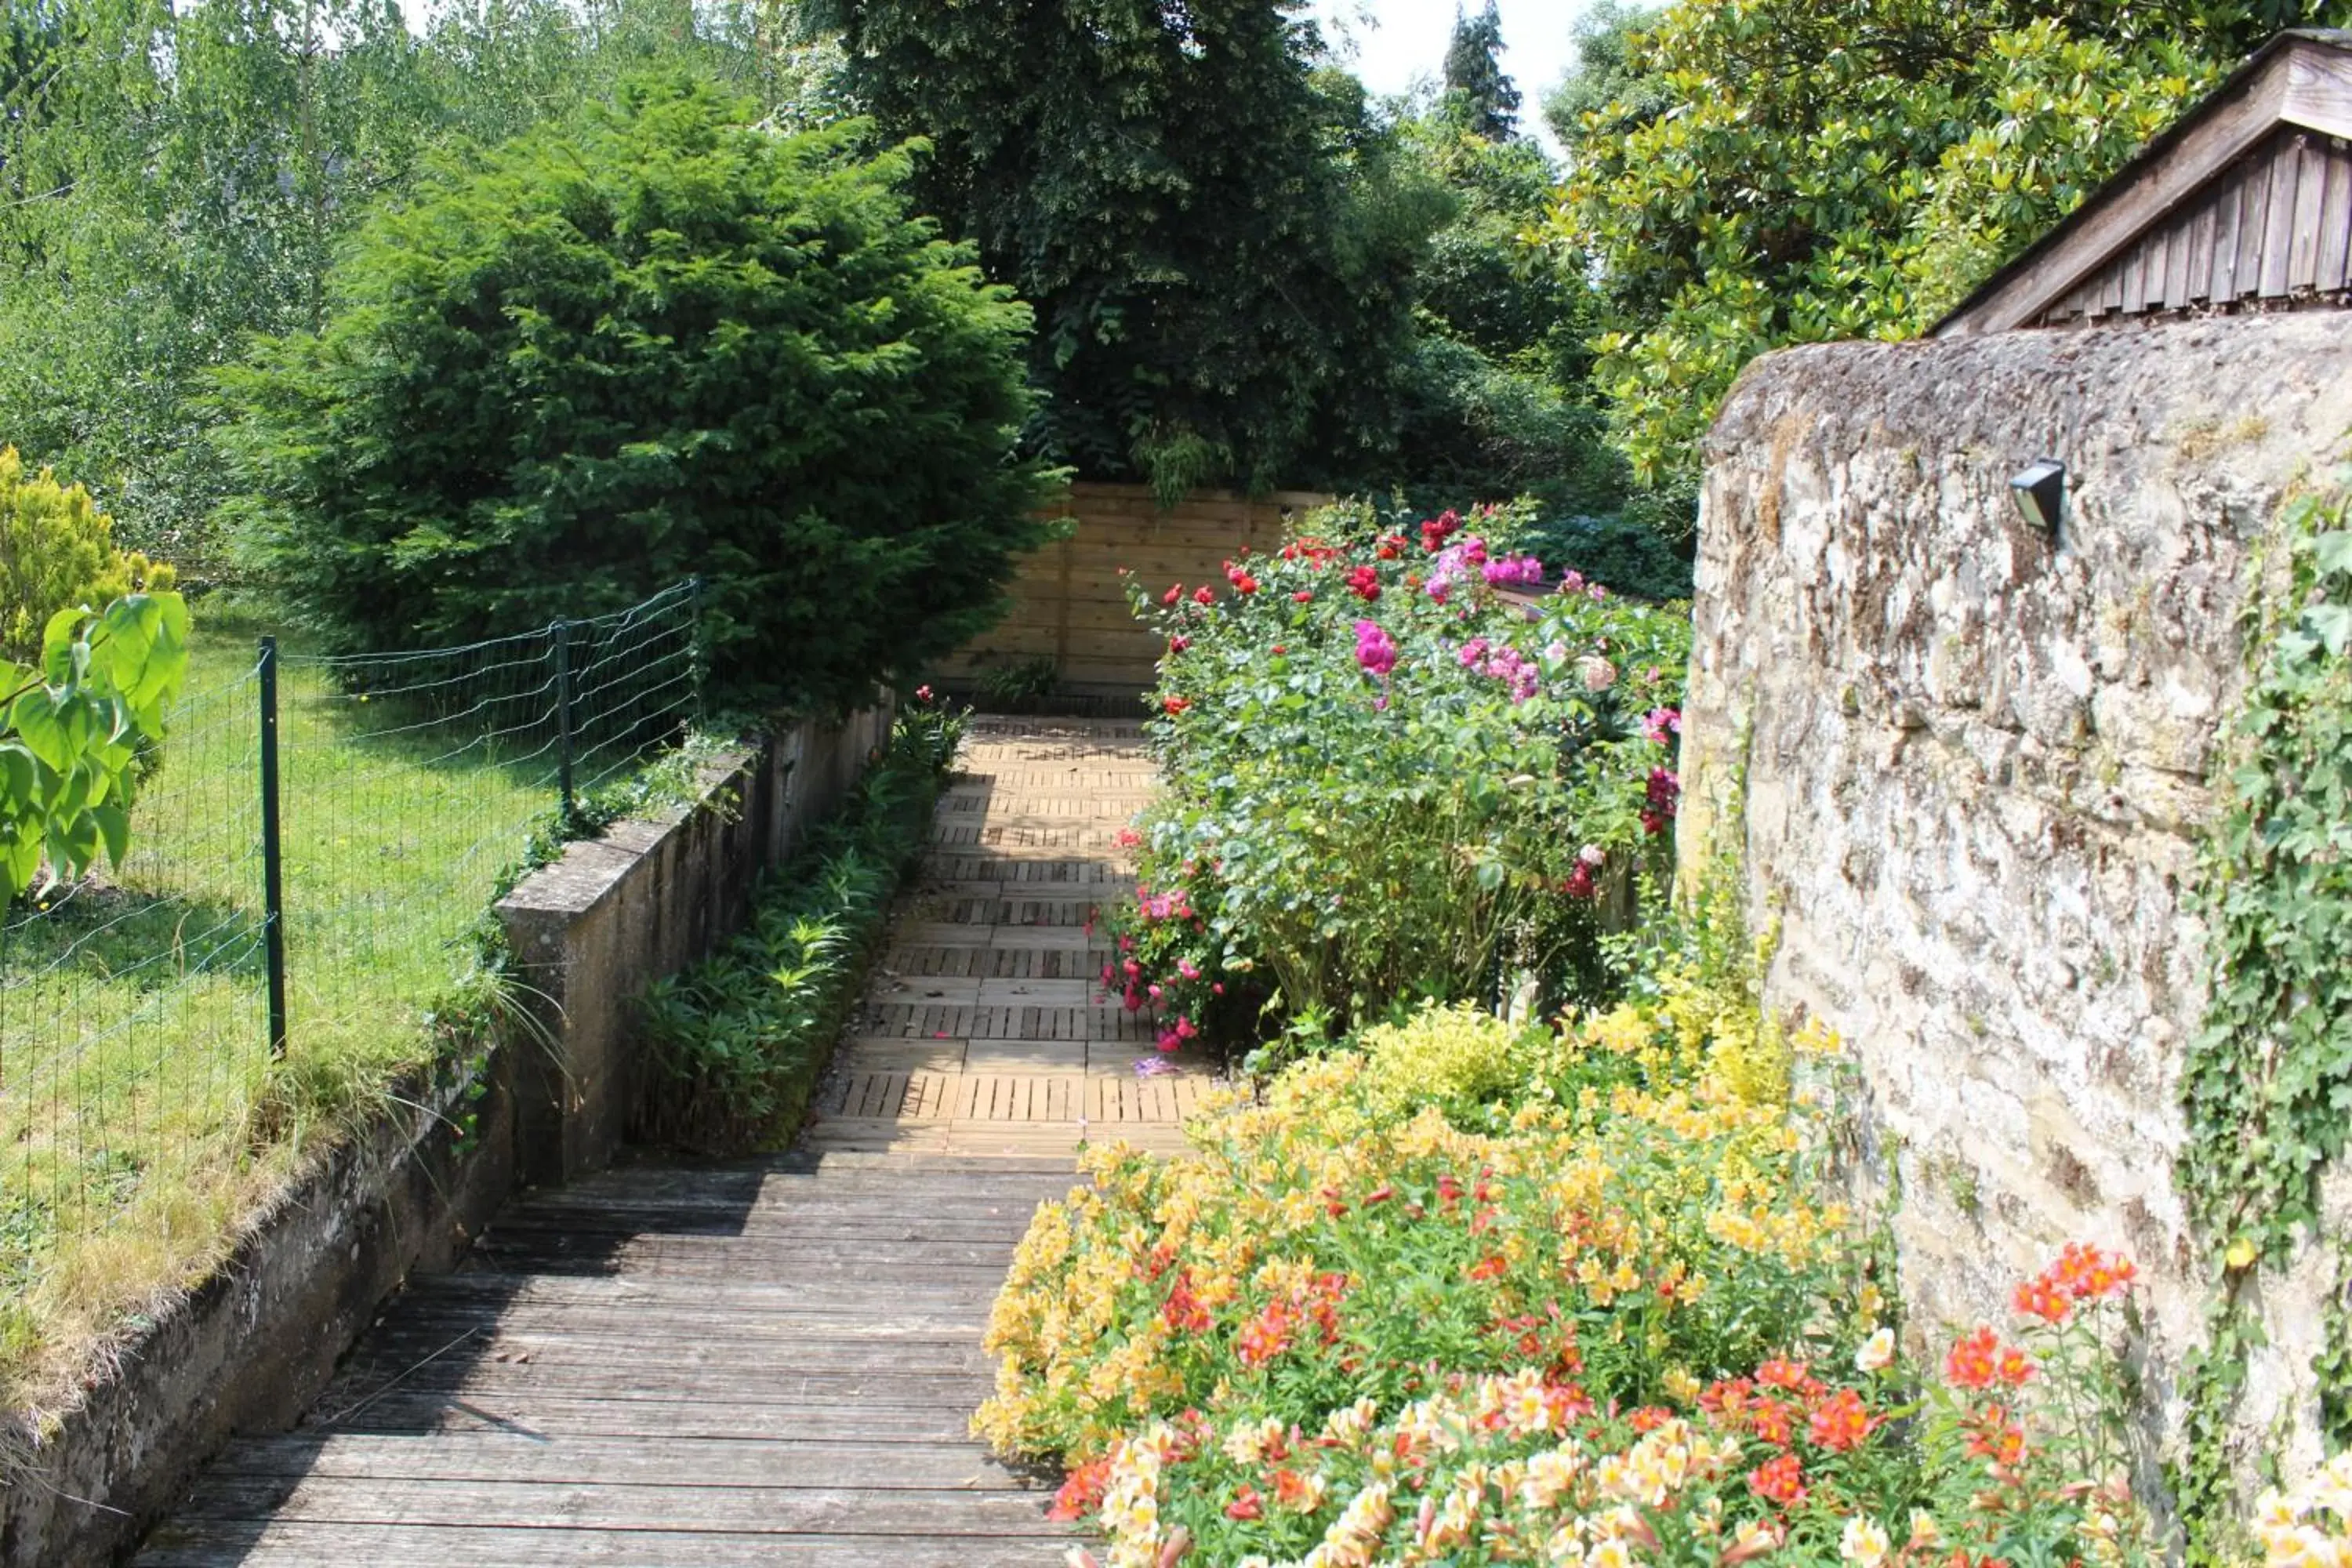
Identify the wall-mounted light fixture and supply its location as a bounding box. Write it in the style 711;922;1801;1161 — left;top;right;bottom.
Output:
2010;459;2067;534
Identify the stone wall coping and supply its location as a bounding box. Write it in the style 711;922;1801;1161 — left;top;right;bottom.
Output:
495;745;758;920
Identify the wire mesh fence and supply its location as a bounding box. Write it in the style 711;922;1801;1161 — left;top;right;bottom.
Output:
0;582;700;1283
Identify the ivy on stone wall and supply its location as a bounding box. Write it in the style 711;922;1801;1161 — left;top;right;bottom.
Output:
2177;481;2352;1555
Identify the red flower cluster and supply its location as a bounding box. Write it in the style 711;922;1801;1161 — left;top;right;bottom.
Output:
1963;1403;2027;1469
1048;1458;1111;1522
1345;564;1381;602
1748;1451;1807;1506
1806;1387;1874;1452
1233;1272;1348;1367
1375;534;1407;560
2013;1242;2136;1325
1420;510;1462;554
1162;1268;1212;1334
1641;768;1680;837
1277;537;1342;567
1944;1325;2034;1391
1223;560;1261;595
1704;1356;1881;1483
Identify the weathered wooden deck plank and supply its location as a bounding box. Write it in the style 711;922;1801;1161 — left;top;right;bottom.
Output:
140;1523;1072;1567
208;1432;1038;1489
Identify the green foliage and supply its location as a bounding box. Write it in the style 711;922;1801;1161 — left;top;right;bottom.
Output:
0;589;188;899
1516;510;1693;602
637;702;964;1150
1541;1;1668;154
1440;1;1519;142
1356;999;1529;1127
1111;502;1690;1052
808;0;1443;495
0;445;176;662
975;655;1062;712
2176;481;2352;1551
1548;1;2318;489
0;0;839;565
218;78;1053;713
1386;118;1624;512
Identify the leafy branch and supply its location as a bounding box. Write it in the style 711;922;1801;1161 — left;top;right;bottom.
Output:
0;592;189;899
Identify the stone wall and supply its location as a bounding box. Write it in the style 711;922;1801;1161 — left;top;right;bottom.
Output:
1680;312;2352;1475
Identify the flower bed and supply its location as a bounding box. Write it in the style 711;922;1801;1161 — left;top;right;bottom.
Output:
977;994;1854;1468
1114;504;1692;1051
979;963;2165;1568
633;699;964;1150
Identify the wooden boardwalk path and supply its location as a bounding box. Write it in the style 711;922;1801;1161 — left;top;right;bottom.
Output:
136;715;1202;1566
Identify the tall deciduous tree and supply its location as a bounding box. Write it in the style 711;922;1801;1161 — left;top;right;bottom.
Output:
807;0;1441;498
1547;0;2332;499
1442;2;1519;142
218;78;1054;713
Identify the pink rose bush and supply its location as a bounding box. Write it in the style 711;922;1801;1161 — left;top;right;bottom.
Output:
1119;502;1690;1050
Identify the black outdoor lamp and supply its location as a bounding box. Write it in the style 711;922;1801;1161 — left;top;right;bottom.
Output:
2010;459;2067;533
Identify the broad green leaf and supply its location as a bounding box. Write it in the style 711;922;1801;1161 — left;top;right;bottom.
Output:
93;805;129;869
11;688;67;773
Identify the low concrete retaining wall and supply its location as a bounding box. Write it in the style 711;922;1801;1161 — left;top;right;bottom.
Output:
2;706;891;1566
496;706;894;1185
1;1060;517;1568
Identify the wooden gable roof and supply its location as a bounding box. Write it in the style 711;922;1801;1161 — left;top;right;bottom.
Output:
1934;31;2352;338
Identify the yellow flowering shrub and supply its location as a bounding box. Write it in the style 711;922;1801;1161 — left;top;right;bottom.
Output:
1057;1247;2163;1568
0;446;175;662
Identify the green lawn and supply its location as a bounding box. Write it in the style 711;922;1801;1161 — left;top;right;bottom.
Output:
0;607;572;1402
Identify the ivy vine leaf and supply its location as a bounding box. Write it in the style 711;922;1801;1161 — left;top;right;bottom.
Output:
2312;530;2352;579
2304;602;2352;659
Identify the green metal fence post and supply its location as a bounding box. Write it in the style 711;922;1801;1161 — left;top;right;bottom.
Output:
258;637;289;1059
688;576;706;724
554;621;576;820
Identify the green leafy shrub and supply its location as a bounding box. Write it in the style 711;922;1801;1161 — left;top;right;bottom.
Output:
1357;1000;1527;1127
1517;510;1694;602
636;699;964;1150
218;76;1054;713
0;446;177;662
1109;501;1691;1051
0;588;190;897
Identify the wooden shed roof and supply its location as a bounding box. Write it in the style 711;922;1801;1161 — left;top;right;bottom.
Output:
1934;30;2352;337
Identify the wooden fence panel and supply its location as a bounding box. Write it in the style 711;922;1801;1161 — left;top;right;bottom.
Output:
936;483;1332;700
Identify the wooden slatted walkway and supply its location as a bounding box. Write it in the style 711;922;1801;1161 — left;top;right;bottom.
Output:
134;715;1200;1565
